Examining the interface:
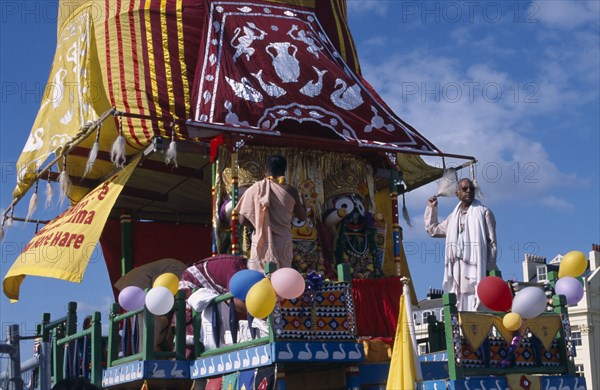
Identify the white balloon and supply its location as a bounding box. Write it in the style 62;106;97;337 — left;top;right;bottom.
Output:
511;287;547;319
145;286;175;315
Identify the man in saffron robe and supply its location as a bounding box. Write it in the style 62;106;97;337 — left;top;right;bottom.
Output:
235;155;306;271
424;178;498;311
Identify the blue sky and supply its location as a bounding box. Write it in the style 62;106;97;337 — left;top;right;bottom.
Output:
1;1;599;360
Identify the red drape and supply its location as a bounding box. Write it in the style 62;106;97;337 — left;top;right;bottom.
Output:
352;276;403;337
99;219;212;298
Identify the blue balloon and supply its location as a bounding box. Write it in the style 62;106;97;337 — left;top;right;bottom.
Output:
555;276;584;306
228;270;265;300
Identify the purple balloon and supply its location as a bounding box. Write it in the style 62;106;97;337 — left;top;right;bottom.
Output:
118;286;146;311
555;276;584;306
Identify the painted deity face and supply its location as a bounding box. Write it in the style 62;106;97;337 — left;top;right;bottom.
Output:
332;193;366;230
292;179;319;242
291;208;317;241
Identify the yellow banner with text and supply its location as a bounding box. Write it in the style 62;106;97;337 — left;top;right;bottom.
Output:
3;155;141;301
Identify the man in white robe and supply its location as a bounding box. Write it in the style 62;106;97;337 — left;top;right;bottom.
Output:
424;178;497;311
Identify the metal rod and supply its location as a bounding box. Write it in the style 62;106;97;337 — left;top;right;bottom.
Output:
2;108;116;222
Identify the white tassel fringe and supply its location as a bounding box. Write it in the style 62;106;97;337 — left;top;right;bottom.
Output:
45;180;54;208
110;135;126;168
25;191;38;222
59;170;72;206
165;139;178;167
83;141;99;177
470;163;484;199
402;193;412;227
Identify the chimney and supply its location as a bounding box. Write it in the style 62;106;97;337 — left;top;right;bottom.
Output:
427;288;443;299
590;244;599;271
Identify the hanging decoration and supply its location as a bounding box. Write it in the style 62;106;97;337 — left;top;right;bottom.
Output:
110;116;126;168
165;123;178;167
58;155;72;206
401;192;412;227
6;208;14;228
44;169;54;208
83;123;101;178
25;179;39;222
471;162;483;199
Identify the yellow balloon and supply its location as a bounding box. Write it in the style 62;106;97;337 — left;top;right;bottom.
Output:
503;312;523;332
153;273;179;295
245;278;276;319
558;251;588;278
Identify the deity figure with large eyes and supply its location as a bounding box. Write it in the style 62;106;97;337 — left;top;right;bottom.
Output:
291;178;332;277
322;172;383;279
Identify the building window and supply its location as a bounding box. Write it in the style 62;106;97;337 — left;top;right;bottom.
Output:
439;309;444;322
414;312;420;325
422;311;432;324
536;265;548;282
418;344;428;355
575;364;585;377
571;331;582;346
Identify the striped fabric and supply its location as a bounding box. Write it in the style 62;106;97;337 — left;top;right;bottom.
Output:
96;0;204;144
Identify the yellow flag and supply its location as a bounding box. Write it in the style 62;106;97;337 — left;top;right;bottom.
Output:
3;155;141;301
386;295;416;389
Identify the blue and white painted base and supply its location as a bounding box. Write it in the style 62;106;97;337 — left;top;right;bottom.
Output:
272;341;363;362
102;360;189;387
418;375;586;390
190;344;272;378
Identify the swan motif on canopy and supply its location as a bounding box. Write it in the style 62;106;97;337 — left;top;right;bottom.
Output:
330;78;363;110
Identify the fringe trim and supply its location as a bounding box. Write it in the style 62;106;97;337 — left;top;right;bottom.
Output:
402;193;412;227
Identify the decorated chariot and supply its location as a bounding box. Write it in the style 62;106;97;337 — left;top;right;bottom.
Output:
1;0;584;389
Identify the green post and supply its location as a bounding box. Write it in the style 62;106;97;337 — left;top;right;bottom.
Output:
193;308;204;358
264;262;277;343
337;263;351;282
552;295;576;375
107;303;121;368
264;262;277;275
174;290;187;360
41;313;51;342
548;271;559;288
443;293;464;380
427;315;446;353
142;306;155;361
120;213;133;276
52;328;64;383
488;269;502;278
90;312;102;386
66;302;77;337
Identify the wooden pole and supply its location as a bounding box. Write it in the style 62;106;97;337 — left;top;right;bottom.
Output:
120;213;133;276
230;152;240;256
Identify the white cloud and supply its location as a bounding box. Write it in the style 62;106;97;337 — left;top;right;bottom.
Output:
360;47;587;209
540;195;575;210
450;27;471;46
533;0;600;30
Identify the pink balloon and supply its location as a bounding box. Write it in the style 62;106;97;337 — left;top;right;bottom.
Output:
270;268;305;299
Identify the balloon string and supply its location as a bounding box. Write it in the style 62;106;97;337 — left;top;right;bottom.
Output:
500;321;525;367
